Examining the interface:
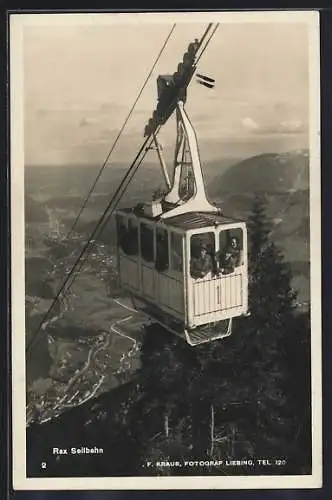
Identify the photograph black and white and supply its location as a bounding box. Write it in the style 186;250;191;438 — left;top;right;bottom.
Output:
10;11;322;490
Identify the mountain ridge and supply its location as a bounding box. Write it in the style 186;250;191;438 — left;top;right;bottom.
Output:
208;148;309;198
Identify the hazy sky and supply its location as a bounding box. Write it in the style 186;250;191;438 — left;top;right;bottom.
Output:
22;17;311;166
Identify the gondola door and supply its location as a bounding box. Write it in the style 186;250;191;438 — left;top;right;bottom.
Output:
154;227;185;320
216;224;248;317
186;229;218;327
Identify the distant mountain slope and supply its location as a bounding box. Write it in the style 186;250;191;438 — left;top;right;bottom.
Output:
207;149;310;251
208;149;309;198
207;149;311;305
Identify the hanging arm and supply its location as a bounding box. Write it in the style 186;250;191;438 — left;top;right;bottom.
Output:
153;134;171;190
161;101;218;218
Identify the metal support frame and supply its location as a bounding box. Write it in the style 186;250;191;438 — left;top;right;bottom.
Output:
184;318;233;346
162;101;218;219
153;134;171;190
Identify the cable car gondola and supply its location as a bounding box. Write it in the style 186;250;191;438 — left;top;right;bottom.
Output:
28;25;244;354
115;40;249;346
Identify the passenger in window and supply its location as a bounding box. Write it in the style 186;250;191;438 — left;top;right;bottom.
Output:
190;242;213;279
218;236;241;274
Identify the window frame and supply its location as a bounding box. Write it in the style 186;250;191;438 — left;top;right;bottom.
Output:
116;213;139;257
169;231;184;274
140;221;155;263
189;230;216;279
155;227;170;272
127;217;139;257
218;226;244;269
190;231;216;259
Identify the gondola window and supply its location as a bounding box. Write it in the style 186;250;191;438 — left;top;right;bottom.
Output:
155;228;169;272
170;232;183;272
116;214;127;254
218;228;243;273
116;215;138;256
190;232;215;279
140;223;155;262
127;219;139;256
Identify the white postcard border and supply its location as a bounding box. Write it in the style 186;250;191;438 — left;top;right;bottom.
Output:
10;10;322;490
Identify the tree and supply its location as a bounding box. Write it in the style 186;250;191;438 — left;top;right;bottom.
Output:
138;325;199;446
130;196;311;475
188;197;311;472
281;310;312;472
248;196;297;316
236;196;310;469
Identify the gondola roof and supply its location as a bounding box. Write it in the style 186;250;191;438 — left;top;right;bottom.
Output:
119;207;244;229
163;211;243;229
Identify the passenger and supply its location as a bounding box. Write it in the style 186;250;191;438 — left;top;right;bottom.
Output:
219;236;241;274
190;243;213;279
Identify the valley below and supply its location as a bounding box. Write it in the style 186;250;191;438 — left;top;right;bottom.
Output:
25;149;311;427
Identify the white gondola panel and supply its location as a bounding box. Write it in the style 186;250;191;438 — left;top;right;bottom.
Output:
192;272;243;319
155;272;184;315
118;254;140;291
141;264;155;300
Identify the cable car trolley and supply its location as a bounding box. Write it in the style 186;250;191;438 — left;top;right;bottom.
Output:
115;32;249;346
26;25;249;356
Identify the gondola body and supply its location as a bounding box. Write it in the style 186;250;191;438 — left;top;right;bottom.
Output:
116;209;248;345
115;36;249;345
